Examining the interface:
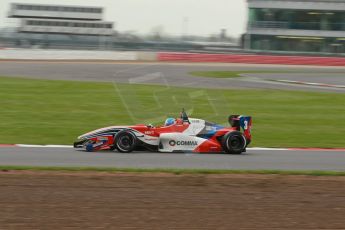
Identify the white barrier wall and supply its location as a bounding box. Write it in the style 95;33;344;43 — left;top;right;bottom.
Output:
0;49;138;60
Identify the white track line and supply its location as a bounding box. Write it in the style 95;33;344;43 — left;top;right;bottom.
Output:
14;144;287;150
16;144;73;148
273;79;345;89
248;147;288;151
1;144;344;152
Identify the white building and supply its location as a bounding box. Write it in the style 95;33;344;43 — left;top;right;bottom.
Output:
245;0;345;53
8;3;114;36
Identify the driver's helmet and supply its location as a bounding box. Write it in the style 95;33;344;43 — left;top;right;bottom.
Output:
164;118;176;126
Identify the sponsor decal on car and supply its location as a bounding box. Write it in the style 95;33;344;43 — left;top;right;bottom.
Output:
169;140;198;146
169;140;176;146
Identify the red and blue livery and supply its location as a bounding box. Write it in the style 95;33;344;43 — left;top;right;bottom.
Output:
74;110;252;154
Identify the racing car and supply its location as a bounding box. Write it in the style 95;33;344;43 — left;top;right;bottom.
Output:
74;109;252;154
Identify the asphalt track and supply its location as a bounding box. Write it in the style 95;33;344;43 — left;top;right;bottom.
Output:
0;61;344;92
0;147;344;171
0;61;344;170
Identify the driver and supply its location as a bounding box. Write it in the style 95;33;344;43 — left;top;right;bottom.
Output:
164;118;176;126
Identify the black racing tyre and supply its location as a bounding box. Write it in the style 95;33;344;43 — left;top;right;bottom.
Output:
114;130;137;153
221;131;246;154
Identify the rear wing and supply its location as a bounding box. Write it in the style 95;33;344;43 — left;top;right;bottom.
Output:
229;115;252;141
180;108;190;124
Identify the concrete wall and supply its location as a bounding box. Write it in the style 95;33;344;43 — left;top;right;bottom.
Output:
1;49;345;66
0;49;138;60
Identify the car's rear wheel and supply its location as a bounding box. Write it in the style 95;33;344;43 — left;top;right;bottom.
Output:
221;131;246;154
114;130;137;153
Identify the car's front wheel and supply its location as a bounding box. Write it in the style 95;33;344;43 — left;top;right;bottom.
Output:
221;131;246;154
114;130;137;153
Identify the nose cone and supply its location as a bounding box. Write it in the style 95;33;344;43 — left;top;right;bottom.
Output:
77;127;111;139
76;125;126;140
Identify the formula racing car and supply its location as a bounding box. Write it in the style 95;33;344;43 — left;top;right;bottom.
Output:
74;109;252;154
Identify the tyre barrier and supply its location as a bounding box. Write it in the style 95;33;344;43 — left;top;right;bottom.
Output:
158;52;345;66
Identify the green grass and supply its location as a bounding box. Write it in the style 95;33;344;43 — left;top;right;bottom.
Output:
0;166;344;176
0;76;344;148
